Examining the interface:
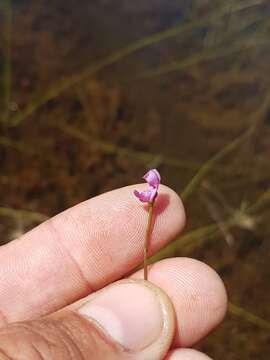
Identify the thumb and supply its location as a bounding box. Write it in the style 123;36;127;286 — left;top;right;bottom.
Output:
0;279;175;360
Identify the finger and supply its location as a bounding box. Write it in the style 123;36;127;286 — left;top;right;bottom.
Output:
0;184;185;325
0;280;175;360
165;349;212;360
131;257;227;347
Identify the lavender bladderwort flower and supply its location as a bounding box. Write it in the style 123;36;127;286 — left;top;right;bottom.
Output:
134;169;161;280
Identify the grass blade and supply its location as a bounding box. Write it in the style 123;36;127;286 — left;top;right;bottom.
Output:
0;0;12;123
181;92;270;201
9;0;267;126
228;302;270;332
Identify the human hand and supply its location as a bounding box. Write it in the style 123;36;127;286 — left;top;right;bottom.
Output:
0;185;227;359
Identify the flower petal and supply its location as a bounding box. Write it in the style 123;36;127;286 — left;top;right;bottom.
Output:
134;187;157;203
143;169;161;189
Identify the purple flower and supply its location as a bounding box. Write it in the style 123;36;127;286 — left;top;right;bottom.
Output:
134;169;161;203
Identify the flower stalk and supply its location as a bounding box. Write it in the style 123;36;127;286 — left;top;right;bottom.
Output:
134;169;161;281
144;200;154;280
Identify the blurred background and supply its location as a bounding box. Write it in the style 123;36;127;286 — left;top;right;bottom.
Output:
0;0;270;358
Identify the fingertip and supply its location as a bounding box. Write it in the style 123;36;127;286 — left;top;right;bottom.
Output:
132;257;228;347
151;257;228;347
0;183;186;325
72;279;176;359
152;184;186;249
165;348;213;360
158;184;186;230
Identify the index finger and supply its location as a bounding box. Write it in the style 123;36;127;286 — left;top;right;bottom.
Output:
0;184;185;325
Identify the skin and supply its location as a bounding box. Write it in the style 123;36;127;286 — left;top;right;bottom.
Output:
0;184;227;359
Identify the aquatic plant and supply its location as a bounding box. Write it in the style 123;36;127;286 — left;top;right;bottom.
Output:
0;1;270;355
3;0;269;126
0;0;12;123
134;169;160;280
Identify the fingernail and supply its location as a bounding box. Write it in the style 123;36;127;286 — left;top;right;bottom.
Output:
78;280;167;351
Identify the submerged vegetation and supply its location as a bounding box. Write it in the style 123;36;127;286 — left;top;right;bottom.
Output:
0;0;270;358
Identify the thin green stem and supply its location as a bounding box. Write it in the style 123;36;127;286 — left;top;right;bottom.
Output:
141;38;268;79
144;201;154;280
149;222;219;264
248;187;270;214
0;0;12;123
228;302;270;332
0;136;33;153
0;207;48;223
181;91;270;201
9;0;266;126
53;122;227;172
181;127;253;201
150;185;270;265
140;12;268;79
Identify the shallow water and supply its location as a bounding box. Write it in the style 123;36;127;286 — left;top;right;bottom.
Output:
0;1;270;358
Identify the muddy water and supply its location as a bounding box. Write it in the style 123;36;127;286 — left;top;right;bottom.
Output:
0;1;270;358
